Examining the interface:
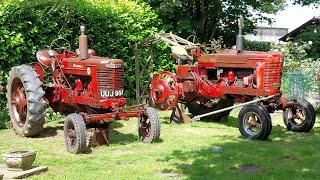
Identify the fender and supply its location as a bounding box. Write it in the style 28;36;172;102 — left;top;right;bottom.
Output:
32;62;45;81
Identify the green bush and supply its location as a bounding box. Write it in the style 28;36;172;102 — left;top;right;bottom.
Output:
272;41;319;100
0;0;172;128
296;24;320;60
243;40;271;52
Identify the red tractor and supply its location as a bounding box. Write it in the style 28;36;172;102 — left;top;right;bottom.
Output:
6;26;160;153
150;18;315;140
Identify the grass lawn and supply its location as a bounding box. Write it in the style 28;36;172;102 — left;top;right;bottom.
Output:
0;109;319;179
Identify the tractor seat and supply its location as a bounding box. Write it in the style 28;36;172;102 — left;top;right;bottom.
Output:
36;50;52;68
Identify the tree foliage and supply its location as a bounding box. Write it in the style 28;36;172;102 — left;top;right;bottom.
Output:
292;0;320;6
296;24;320;60
143;0;286;45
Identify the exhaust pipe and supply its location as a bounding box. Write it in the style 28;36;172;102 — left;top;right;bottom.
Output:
79;25;88;60
236;16;244;54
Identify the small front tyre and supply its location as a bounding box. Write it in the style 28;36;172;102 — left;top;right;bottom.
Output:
138;107;160;143
283;99;315;132
238;104;272;140
64;113;86;154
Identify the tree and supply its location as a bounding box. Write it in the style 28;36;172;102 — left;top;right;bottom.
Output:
143;0;286;45
292;0;320;6
296;24;320;60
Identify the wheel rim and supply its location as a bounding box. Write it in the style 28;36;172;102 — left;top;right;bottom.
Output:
243;112;262;136
139;115;151;139
66;121;77;148
288;107;306;127
11;78;27;127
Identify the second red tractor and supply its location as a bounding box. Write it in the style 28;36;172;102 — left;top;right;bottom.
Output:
150;18;316;140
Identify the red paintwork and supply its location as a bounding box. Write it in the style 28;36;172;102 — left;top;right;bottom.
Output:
33;46;142;124
150;48;286;110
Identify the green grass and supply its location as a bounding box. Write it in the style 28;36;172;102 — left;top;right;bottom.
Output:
0;110;320;179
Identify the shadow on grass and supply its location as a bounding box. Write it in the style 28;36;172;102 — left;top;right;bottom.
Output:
108;128;137;145
159;131;320;179
36;123;64;138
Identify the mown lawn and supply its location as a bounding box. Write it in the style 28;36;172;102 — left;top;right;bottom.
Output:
0;110;319;179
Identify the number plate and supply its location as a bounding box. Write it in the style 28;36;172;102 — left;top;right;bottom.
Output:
100;90;124;98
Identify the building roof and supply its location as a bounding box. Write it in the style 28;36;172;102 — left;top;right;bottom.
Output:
279;17;320;41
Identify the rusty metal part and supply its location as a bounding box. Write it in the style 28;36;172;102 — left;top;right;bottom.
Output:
82;104;146;122
79;25;88;60
86;128;109;147
170;104;192;124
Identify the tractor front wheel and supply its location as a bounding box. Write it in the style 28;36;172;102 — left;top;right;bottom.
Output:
283;99;315;132
64;113;86;154
6;65;47;137
238;104;272;140
138;107;160;143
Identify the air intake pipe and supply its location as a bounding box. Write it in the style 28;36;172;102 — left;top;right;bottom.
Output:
236;16;244;54
79;25;88;60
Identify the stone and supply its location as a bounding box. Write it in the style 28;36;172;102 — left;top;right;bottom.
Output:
2;151;36;171
212;146;223;154
0;164;48;179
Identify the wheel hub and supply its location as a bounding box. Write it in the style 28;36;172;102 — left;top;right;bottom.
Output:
11;80;27;126
150;71;179;110
243;112;262;135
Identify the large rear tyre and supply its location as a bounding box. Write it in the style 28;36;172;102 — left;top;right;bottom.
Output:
283;99;315;132
187;96;234;122
138;107;160;143
64;113;86;154
238;104;272;140
6;65;47;137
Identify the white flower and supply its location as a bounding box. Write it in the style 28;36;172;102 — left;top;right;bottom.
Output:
314;29;318;33
280;48;286;52
274;49;279;52
308;41;313;45
279;41;284;45
294;42;298;46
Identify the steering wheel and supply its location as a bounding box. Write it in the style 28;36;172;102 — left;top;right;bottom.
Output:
187;35;199;45
50;38;71;54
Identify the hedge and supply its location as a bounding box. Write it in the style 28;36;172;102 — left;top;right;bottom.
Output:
0;0;174;128
243;40;271;52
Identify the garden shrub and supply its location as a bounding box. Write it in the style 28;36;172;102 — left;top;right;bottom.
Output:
0;0;172;128
243;40;271;52
296;24;320;60
272;41;320;101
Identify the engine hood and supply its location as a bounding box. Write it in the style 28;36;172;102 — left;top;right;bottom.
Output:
198;49;283;68
61;56;124;69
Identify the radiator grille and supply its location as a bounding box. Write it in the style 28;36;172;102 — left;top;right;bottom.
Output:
97;67;124;91
263;62;282;89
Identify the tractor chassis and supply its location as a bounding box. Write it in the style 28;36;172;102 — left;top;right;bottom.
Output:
82;104;146;123
63;104;160;153
81;104;146;147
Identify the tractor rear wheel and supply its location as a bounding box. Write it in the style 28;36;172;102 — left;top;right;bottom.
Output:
238;104;272;140
283;99;315;132
187;97;235;122
138;107;160;143
6;65;47;137
64;113;86;154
